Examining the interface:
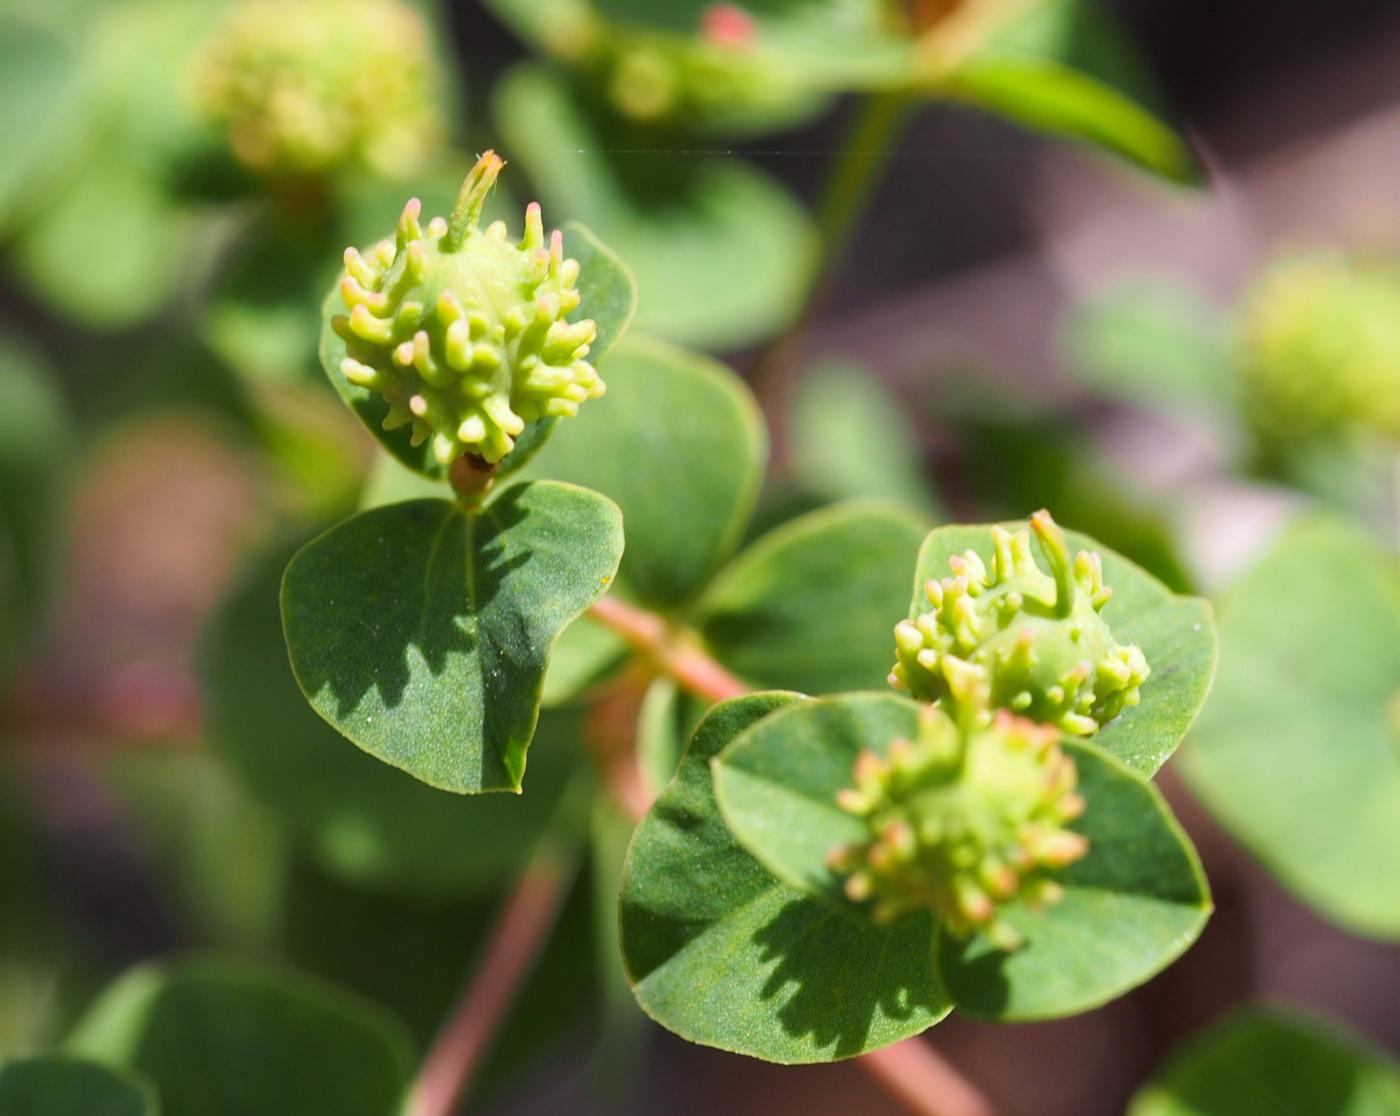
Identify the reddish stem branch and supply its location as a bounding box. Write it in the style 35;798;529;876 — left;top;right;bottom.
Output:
861;1039;998;1116
407;858;573;1116
587;595;748;703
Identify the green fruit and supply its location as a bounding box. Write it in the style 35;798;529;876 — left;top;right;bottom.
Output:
197;0;442;179
890;511;1149;735
828;697;1088;949
1236;251;1400;445
331;152;604;465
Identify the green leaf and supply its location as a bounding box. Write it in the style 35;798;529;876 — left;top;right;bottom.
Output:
789;361;941;518
206;538;587;896
697;502;929;694
520;335;765;608
1129;1008;1400;1116
619;693;953;1063
281;483;624;793
1181;519;1400;939
911;523;1216;774
562;220;637;361
1063;278;1236;418
941;0;1199;184
495;64;817;348
711;692;1209;1021
67;959;414;1116
540;614;630;706
635;678;707;796
0;1056;154;1116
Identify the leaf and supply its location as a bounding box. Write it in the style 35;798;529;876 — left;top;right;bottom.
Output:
1062;278;1236;419
635;678;707;796
711;692;1209;1021
940;0;1199;184
697;502;929;694
1181;519;1400;939
281;483;623;793
0;1056;155;1116
67;958;414;1116
562;220;637;361
494;64;818;348
1128;1008;1400;1116
789;361;942;518
619;693;953;1064
520;335;766;608
911;523;1216;774
206;538;587;896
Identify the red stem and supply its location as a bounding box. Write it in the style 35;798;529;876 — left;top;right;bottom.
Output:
587;595;749;703
861;1039;998;1116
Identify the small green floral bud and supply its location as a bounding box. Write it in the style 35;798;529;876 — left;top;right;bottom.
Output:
197;0;442;179
828;702;1088;949
331;151;604;465
889;511;1149;736
1236;251;1400;446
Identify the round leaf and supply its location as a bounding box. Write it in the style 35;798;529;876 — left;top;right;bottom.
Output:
520;335;766;609
1129;1008;1400;1116
698;502;929;694
67;959;414;1116
1181;519;1400;939
281;483;623;793
619;693;953;1064
495;64;817;348
206;538;585;897
911;522;1217;774
0;1056;154;1116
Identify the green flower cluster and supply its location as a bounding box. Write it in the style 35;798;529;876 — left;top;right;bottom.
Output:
828;698;1088;950
332;152;604;465
197;0;442;178
890;511;1149;736
1236;251;1400;446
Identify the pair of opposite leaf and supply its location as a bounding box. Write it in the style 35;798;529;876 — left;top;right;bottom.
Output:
829;511;1152;949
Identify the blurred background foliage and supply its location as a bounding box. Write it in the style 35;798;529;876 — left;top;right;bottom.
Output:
1;0;1398;1113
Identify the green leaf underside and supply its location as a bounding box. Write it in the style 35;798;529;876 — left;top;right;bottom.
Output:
67;959;414;1116
699;502;930;695
619;694;952;1064
1128;1008;1400;1116
521;335;766;609
207;539;584;896
281;483;623;793
911;523;1217;775
0;1056;154;1116
495;64;817;348
712;692;1209;1021
1181;519;1400;939
945;0;1198;184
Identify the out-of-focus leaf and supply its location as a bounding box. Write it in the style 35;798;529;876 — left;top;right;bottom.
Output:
67;959;414;1116
1129;1008;1400;1116
521;336;766;609
938;0;1199;184
207;539;588;897
635;678;707;796
619;693;953;1063
697;502;928;694
495;64;817;348
789;361;940;517
540;615;629;707
1182;519;1400;939
281;486;623;793
911;523;1216;775
0;1056;154;1116
1064;279;1235;418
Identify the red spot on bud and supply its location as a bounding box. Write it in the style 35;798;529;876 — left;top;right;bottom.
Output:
702;3;755;50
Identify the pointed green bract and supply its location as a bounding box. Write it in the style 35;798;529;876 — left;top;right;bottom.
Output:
280;484;623;793
908;520;1216;774
619;694;953;1064
0;1056;154;1116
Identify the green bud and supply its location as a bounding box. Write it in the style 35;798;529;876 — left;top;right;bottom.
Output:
889;511;1149;736
1236;251;1400;446
331;151;604;465
828;703;1088;949
197;0;442;179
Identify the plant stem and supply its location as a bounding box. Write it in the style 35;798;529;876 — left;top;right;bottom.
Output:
449;454;497;510
861;1039;998;1116
587;595;748;703
406;854;575;1116
750;90;915;453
